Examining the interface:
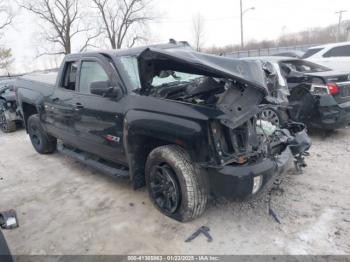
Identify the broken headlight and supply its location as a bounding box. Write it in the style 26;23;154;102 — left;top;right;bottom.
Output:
210;119;263;165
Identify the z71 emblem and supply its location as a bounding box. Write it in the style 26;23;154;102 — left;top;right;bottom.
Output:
105;135;121;143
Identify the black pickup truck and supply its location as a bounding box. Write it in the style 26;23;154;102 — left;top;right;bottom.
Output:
15;42;310;221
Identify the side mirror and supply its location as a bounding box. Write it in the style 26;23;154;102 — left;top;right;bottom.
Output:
90;81;122;98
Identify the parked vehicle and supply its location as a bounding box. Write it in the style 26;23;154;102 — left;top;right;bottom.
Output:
302;42;350;71
242;56;350;130
0;78;22;133
15;42;310;221
273;50;305;59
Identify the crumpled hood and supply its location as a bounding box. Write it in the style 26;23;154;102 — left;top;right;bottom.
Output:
137;48;269;96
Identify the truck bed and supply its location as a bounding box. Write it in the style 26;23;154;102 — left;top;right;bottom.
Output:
20;71;58;86
15;71;58;101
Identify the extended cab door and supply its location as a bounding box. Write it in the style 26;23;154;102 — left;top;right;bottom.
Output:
44;59;81;146
73;55;127;164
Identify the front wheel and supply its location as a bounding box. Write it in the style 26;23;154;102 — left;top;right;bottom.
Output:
28;114;57;154
146;145;208;222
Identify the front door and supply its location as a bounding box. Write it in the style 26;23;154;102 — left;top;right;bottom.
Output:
74;56;127;164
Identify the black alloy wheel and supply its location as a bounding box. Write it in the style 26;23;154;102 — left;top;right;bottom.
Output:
149;163;181;214
28;122;41;149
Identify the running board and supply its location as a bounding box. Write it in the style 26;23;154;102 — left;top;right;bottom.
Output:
58;144;130;178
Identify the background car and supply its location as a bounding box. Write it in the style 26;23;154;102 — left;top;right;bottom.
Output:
242;57;350;130
273;50;305;59
302;42;350;71
0;78;22;133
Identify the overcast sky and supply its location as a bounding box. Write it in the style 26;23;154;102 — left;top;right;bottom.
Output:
1;0;350;74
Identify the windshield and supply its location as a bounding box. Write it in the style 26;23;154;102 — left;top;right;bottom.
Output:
119;56;142;90
281;60;331;73
301;48;323;58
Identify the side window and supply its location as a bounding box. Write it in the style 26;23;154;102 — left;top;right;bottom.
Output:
302;48;323;59
62;61;78;91
79;61;109;94
323;45;350;57
119;56;141;90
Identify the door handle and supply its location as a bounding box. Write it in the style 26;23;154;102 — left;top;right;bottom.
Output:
73;103;84;111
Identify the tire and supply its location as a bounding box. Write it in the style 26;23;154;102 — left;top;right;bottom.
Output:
0;109;16;133
27;114;57;154
260;107;289;127
145;145;208;222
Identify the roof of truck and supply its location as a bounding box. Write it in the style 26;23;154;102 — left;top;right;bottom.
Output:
65;42;192;60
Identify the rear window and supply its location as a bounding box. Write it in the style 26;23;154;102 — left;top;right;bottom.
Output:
302;48;324;59
323;45;350;57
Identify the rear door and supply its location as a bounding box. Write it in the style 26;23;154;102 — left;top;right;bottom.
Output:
73;55;127;164
44;60;81;146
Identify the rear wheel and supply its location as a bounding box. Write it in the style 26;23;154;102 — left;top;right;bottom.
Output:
146;145;208;222
28;114;57;154
0;110;16;133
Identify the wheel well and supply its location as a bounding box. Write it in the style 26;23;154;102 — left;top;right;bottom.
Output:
0;98;6;106
22;103;38;130
128;135;180;190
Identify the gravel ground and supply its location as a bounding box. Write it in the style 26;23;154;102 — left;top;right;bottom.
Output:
0;128;350;255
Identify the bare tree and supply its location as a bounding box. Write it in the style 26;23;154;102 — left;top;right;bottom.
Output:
192;13;205;52
19;0;100;55
0;0;14;73
92;0;152;49
0;1;13;31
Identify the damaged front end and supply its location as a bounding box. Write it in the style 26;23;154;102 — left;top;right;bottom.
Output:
207;114;310;198
137;48;311;198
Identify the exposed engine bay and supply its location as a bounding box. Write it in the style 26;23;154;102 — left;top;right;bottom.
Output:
137;48;311;170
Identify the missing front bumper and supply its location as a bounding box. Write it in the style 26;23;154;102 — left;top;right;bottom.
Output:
206;146;293;199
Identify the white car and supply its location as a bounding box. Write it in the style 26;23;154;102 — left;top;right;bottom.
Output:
302;42;350;71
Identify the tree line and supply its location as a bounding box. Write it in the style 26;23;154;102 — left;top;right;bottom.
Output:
205;20;350;54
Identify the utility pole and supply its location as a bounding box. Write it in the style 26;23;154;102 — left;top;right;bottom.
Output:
240;0;255;49
240;0;243;48
335;10;348;41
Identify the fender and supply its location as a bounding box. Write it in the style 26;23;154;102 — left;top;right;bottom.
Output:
123;108;212;189
124;109;210;162
16;84;48;130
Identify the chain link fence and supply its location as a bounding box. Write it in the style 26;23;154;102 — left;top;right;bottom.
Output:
226;44;318;58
